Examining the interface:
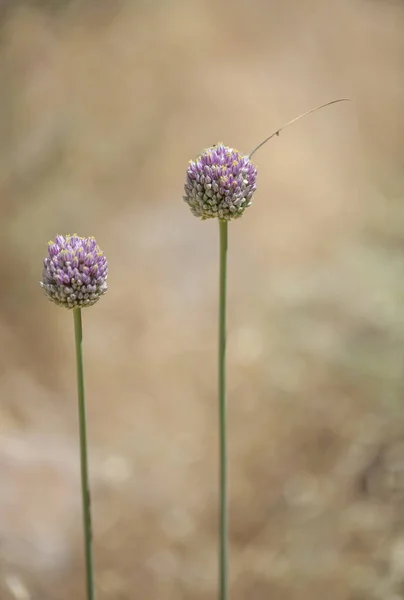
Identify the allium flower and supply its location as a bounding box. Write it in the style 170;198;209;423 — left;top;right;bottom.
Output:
40;234;108;309
184;143;257;220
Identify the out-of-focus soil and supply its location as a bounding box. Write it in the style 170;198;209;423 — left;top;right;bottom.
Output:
1;0;404;598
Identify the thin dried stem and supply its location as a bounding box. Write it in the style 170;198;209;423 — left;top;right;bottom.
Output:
248;98;351;158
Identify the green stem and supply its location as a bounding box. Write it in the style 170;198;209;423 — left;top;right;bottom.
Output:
73;308;96;600
218;220;228;600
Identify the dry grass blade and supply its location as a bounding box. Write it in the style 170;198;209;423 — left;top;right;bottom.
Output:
248;98;351;158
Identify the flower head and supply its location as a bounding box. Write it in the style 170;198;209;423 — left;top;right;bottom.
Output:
183;143;257;221
40;234;108;309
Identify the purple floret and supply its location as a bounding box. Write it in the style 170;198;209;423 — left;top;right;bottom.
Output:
40;234;108;309
184;143;257;220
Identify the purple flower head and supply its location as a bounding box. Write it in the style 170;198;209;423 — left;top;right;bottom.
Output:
184;143;258;221
40;234;108;309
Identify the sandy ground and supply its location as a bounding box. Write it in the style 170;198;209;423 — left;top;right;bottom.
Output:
1;0;404;598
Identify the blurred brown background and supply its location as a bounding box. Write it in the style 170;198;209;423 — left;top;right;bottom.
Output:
0;0;404;598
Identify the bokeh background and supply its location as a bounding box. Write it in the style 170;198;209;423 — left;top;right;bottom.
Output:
1;0;404;598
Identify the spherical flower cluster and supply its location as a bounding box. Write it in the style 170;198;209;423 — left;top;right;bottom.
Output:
184;143;258;221
40;234;108;309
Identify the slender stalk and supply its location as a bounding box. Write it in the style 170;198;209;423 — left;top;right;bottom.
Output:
218;220;229;600
248;98;351;158
73;307;96;600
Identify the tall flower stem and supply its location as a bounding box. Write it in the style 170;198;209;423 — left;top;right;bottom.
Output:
218;220;229;600
73;307;96;600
